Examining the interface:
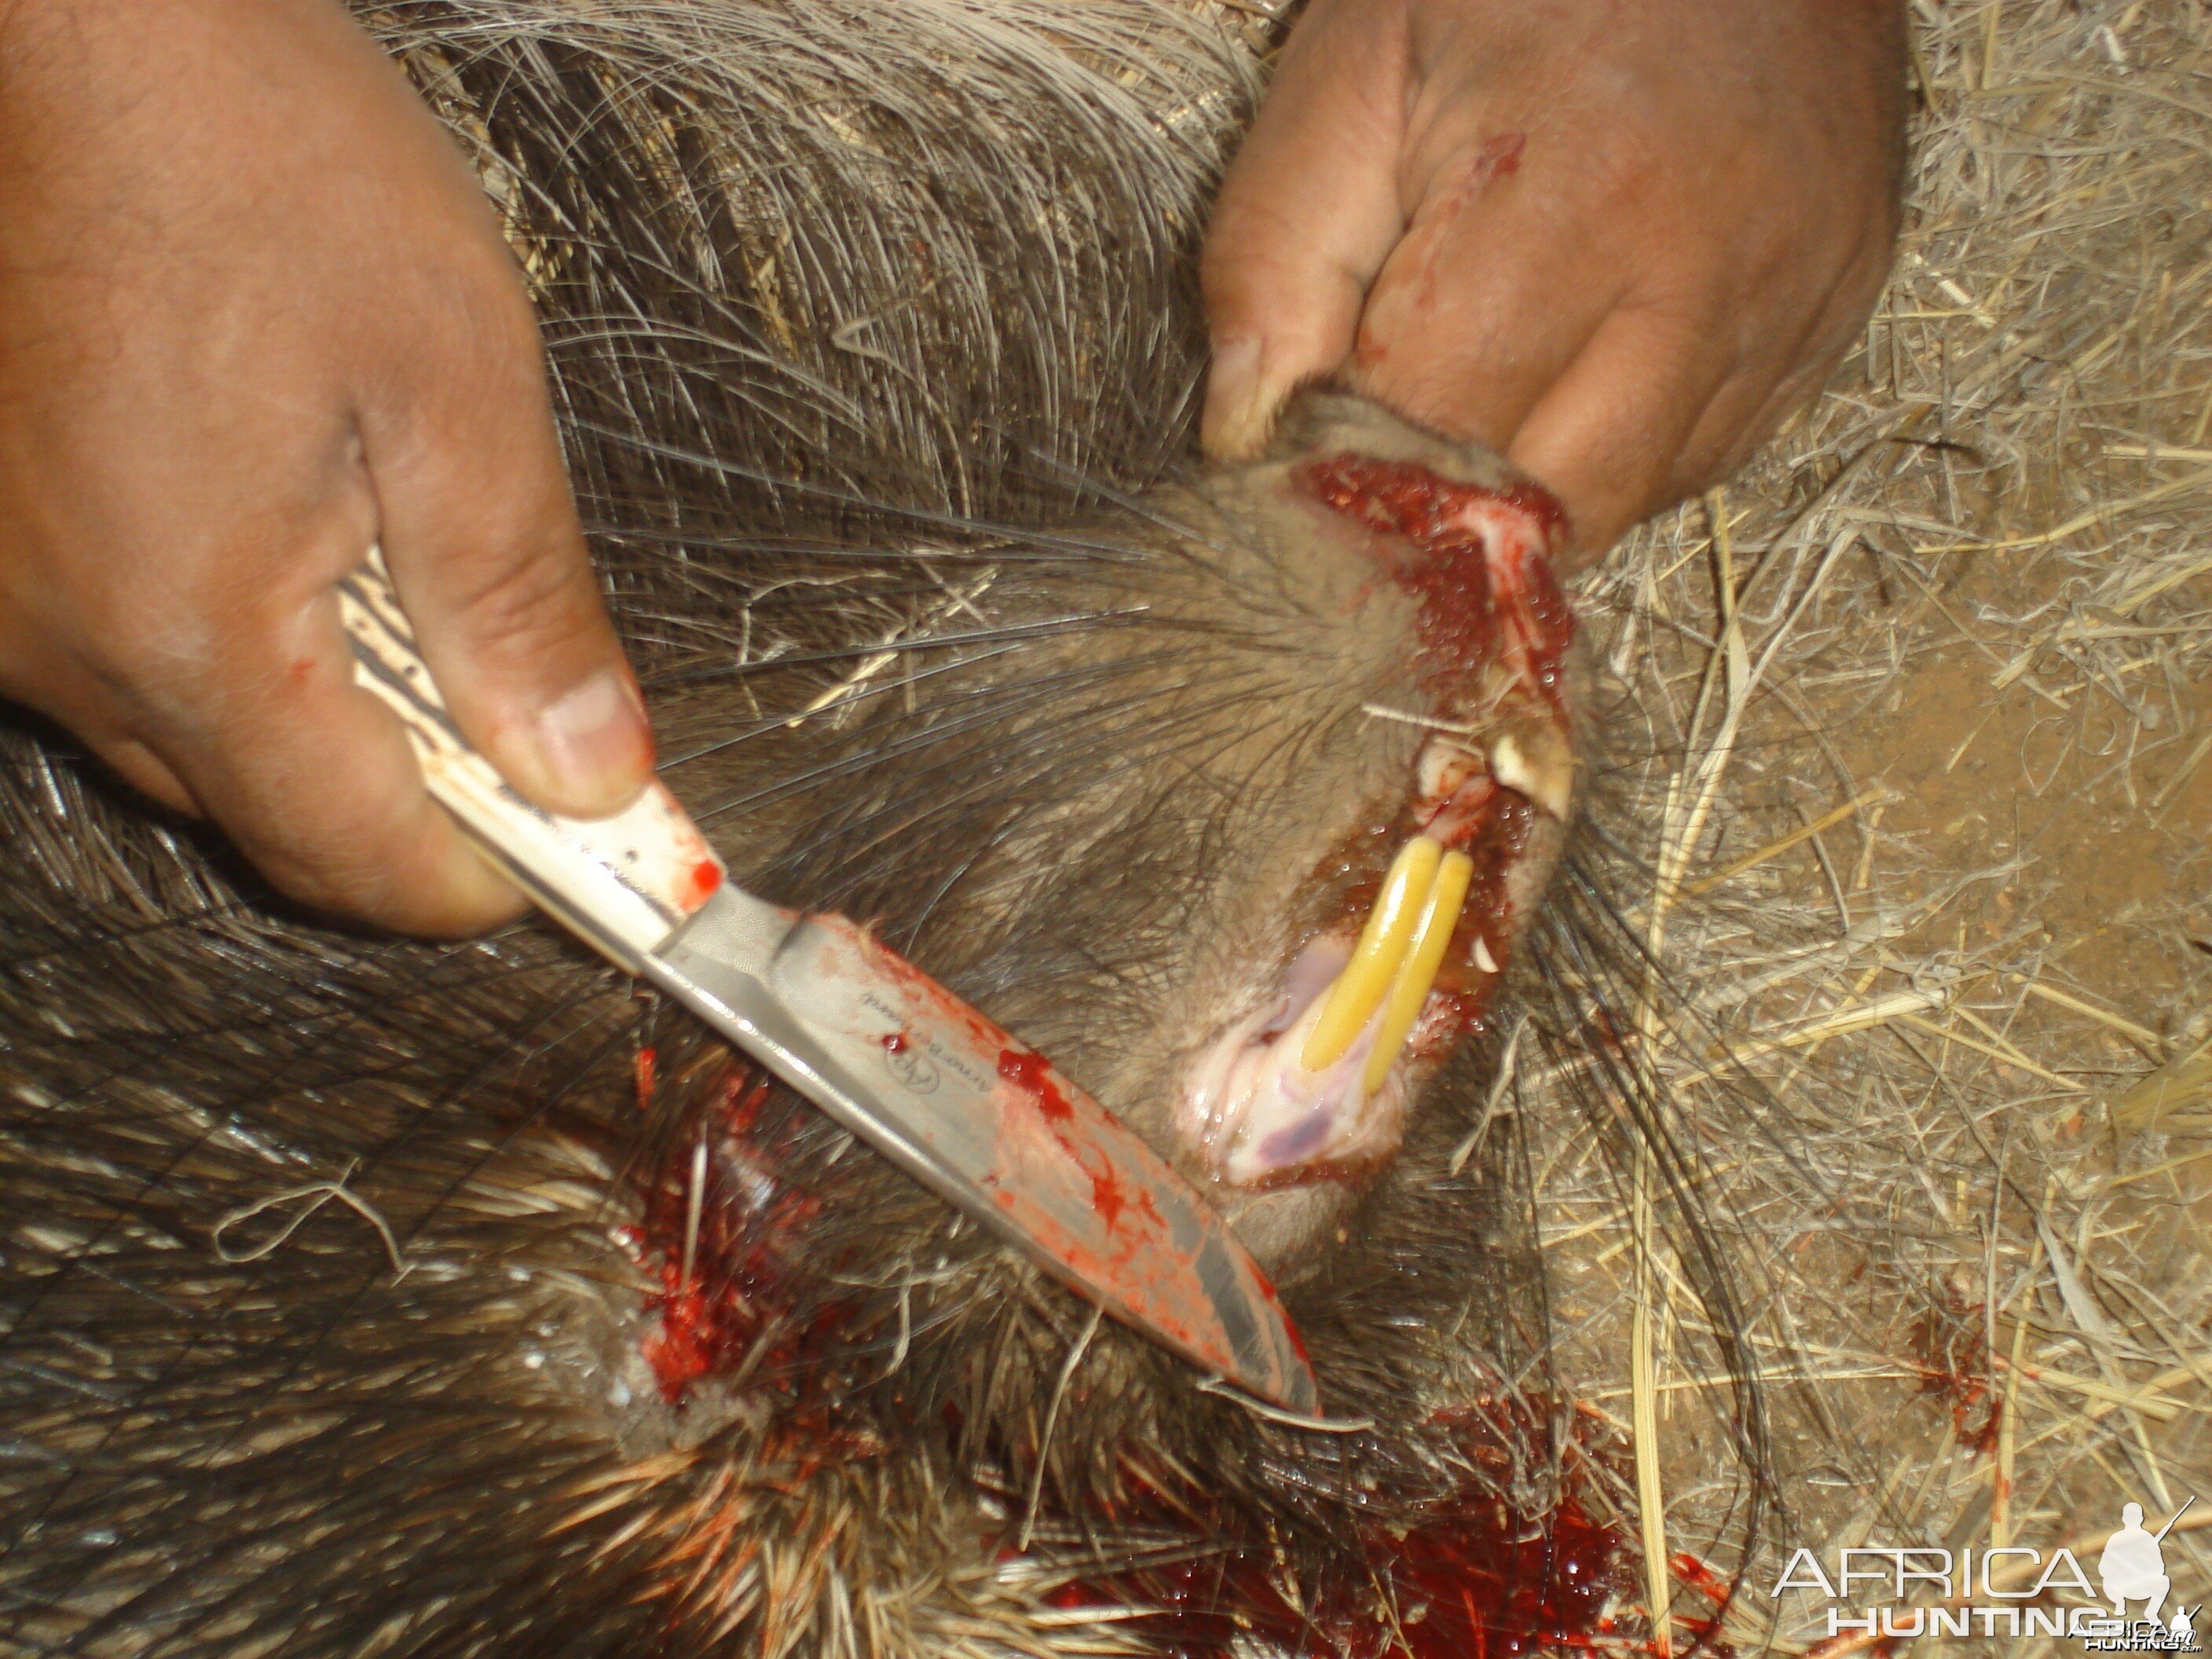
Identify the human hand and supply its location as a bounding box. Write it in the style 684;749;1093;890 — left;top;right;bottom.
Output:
1202;0;1907;566
0;0;653;934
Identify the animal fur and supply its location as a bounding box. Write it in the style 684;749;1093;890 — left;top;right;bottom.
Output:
0;5;1771;1654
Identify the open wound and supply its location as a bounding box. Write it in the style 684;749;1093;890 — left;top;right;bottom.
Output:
1177;452;1574;1188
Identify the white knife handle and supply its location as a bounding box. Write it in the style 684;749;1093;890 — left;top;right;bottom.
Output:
338;550;727;971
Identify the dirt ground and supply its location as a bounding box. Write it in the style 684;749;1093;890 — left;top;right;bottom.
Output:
1526;3;2212;1650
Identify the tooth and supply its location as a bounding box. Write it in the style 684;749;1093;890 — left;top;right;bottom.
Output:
1302;836;1443;1072
1489;731;1573;819
1361;850;1474;1097
1472;935;1499;975
1416;738;1479;803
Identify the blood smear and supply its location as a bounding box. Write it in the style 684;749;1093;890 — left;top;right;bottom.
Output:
997;1046;1075;1122
1034;1399;1709;1659
626;1068;844;1404
1294;453;1575;717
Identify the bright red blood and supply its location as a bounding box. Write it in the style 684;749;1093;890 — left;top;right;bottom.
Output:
1265;454;1573;1108
838;917;1007;1053
1670;1552;1738;1610
1906;1291;1999;1453
882;1031;908;1054
1086;1168;1129;1229
998;1046;1074;1122
1037;1401;1685;1659
999;1046;1137;1228
640;1280;721;1397
621;1067;1723;1656
839;943;1172;1284
626;1068;848;1404
1295;453;1574;716
679;858;723;910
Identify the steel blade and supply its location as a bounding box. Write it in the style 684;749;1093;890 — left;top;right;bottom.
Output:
646;885;1318;1414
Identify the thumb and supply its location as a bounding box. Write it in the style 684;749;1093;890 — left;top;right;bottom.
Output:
1200;0;1411;460
367;306;654;823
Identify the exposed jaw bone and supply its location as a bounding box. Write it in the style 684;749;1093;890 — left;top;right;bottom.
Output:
1178;939;1395;1189
1177;837;1479;1187
1173;409;1579;1196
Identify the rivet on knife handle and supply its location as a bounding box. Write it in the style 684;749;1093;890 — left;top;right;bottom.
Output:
337;548;726;972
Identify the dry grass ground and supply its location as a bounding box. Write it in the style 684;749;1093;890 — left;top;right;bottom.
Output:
1535;2;2212;1650
431;3;2212;1647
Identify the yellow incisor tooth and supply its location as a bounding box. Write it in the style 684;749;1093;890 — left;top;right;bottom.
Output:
1302;836;1443;1073
1362;850;1474;1097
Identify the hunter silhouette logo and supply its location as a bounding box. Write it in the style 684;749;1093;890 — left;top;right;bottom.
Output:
2082;1499;2199;1651
1771;1496;2199;1650
2100;1502;2183;1626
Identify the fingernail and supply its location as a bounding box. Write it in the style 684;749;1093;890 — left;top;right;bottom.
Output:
535;667;650;815
1204;337;1277;460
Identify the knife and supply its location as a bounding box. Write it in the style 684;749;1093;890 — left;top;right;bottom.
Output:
337;552;1317;1415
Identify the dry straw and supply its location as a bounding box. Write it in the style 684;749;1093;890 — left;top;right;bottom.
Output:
1541;1;2212;1649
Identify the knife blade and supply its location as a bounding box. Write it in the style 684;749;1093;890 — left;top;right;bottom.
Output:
337;552;1317;1415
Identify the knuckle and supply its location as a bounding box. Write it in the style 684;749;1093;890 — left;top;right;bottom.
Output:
438;249;546;372
445;536;604;662
373;244;546;412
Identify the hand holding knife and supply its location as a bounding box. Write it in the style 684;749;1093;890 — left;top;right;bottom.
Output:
339;551;1318;1415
